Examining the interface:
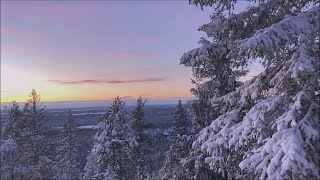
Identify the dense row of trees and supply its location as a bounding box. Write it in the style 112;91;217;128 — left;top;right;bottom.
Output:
0;90;78;179
1;90;191;180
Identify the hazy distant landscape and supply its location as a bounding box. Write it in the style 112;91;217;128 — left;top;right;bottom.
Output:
1;104;189;171
1;104;184;128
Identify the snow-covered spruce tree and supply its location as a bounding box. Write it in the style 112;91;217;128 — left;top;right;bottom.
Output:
83;97;137;180
187;0;320;179
23;89;54;179
179;4;246;179
54;110;81;180
1;102;22;180
173;100;188;136
131;96;152;179
0;101;37;179
158;100;192;180
180;37;245;180
82;109;112;180
1;90;53;180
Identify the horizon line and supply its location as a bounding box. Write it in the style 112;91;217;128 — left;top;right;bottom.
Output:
0;96;196;104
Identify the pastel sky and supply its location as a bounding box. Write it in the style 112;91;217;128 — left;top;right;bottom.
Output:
1;1;261;105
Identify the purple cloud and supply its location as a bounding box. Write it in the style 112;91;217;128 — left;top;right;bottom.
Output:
48;78;165;85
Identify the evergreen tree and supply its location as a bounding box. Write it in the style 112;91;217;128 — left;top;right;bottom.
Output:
0;101;37;179
186;0;320;179
180;8;244;180
158;100;192;180
83;97;137;180
1;90;53;180
54;110;81;180
23;89;53;179
173;100;188;136
131;96;152;179
180;42;240;180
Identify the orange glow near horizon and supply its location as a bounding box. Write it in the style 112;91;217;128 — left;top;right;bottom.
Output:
1;65;193;103
1;87;193;103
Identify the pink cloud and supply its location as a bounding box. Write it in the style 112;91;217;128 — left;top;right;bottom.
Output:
2;45;39;55
17;2;87;24
95;49;167;62
48;78;165;85
91;49;153;62
1;26;49;41
107;49;145;61
121;34;160;44
0;27;19;34
45;5;80;16
30;2;82;17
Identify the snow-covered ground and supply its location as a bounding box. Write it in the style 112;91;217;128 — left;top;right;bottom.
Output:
52;125;98;130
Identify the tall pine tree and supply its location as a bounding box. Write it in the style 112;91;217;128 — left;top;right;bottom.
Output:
54;110;81;180
1;90;53;179
23;89;53;179
158;100;192;180
83;97;137;180
131;96;151;179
